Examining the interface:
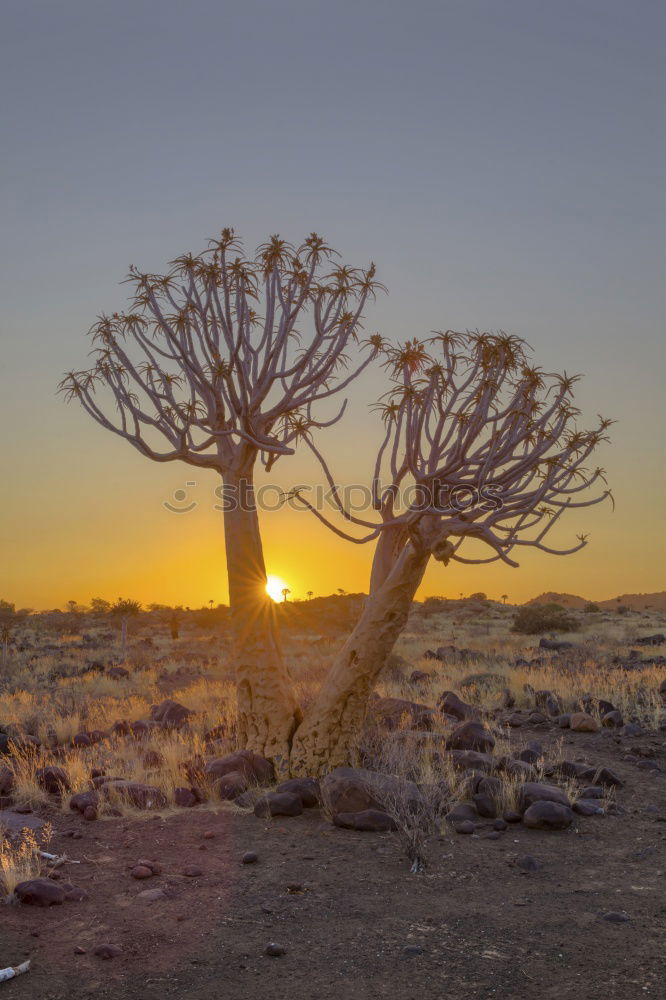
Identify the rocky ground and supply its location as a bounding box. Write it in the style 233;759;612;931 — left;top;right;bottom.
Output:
1;723;664;1000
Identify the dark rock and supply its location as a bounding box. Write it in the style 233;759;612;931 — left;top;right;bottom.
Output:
83;805;98;821
516;854;543;872
519;782;570;810
409;670;431;685
573;799;605;816
150;699;193;730
447;721;495;753
557;714;571;728
94;944;123;959
503;809;523;824
321;767;423;815
254;792;303;818
215;770;248;800
437;691;479;721
265;943;286;957
70;790;100;813
445;802;478;824
601;911;630;922
182;865;203;877
276;777;321;808
473;792;497;818
602;711;624;728
580;785;604;799
36;766;71;795
204;750;274;786
369;696;436;731
174;787;198;808
493;818;508;831
107;666;129;680
522;801;574;831
241;851;258;865
455;820;476;835
0;765;14;796
99;779;167;809
620;722;644;738
15;878;66;906
333;809;397;832
506;713;524;728
593;766;624;788
131;865;153;879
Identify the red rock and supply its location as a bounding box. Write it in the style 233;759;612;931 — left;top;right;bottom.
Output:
131;865;154;879
174;786;198;807
447;721;496;753
182;865;203;877
204;750;274;786
214;770;248;800
332;809;397;832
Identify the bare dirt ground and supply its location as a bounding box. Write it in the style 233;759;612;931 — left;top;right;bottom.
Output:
2;725;664;1000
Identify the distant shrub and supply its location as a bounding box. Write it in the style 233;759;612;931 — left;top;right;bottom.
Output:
468;592;487;602
616;604;630;615
511;603;577;635
583;602;600;614
421;597;448;616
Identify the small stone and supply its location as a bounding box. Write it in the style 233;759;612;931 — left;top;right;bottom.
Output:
593;766;624;788
83;805;98;821
573;799;605;816
493;818;508;831
486;830;502;840
503;810;523;824
265;942;286;957
403;944;424;955
580;785;604;799
202;830;216;839
182;865;203;877
242;851;259;865
94;944;123;959
131;865;154;880
516;854;543;872
455;820;476;835
137;888;168;902
602;911;630;923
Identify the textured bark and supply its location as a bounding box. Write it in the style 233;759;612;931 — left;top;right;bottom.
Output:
224;469;301;775
289;541;430;776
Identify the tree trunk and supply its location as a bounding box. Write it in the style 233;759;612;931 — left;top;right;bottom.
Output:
120;619;128;660
223;468;301;775
289;541;430;776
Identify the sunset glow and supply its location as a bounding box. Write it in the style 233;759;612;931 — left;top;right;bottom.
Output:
266;575;291;603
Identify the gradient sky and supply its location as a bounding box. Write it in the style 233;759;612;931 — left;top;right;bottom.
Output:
1;0;665;609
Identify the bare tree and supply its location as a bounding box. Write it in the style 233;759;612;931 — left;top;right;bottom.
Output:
60;228;382;771
287;332;612;774
110;598;141;660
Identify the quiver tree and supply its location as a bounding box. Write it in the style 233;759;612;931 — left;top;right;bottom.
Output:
110;597;142;660
60;228;383;771
287;332;613;774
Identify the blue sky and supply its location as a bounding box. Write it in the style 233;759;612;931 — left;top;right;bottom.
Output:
1;0;664;606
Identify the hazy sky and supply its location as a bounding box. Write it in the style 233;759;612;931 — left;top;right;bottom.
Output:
1;0;665;609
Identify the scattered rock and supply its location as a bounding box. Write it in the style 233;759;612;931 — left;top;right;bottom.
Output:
35;766;71;795
131;865;154;880
205;750;274;786
519;782;570;810
15;878;66;906
254;792;303;818
447;721;495;753
265;943;286;957
276;777;321;808
522;801;574;831
242;851;258;865
182;865;203;877
573;799;605;816
602;911;630;923
333;809;397;832
437;691;479;721
99;779;167;810
570;712;601;733
593;766;624;788
455;820;476;835
94;944;123;959
516;854;543;872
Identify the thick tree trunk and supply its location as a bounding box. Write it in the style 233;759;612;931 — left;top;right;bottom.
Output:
289;541;430;776
223;468;301;775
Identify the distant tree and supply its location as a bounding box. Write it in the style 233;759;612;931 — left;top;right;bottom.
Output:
583;602;600;613
281;588;291;603
306;591;314;601
468;591;487;602
500;594;508;604
170;611;180;640
90;597;111;614
110;598;142;659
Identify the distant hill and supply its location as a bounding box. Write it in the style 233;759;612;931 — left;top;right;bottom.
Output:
525;591;666;611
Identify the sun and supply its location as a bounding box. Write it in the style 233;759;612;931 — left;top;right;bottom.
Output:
265;574;291;603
